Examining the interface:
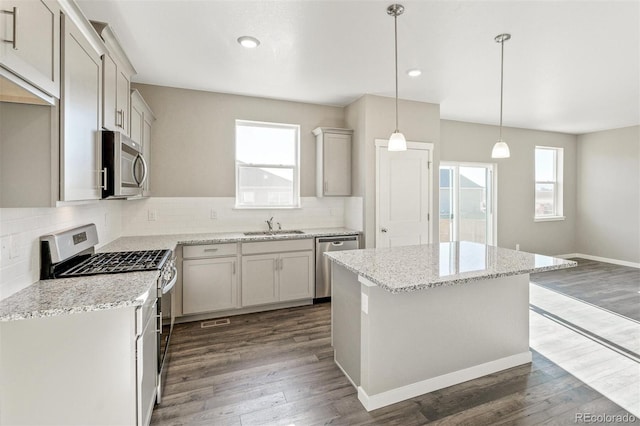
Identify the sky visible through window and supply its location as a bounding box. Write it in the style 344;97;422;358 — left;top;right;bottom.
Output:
536;148;555;181
236;124;296;180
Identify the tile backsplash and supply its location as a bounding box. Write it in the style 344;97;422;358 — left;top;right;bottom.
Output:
0;201;123;300
0;196;360;300
120;197;348;236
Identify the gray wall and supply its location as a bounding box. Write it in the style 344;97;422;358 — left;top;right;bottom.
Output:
345;95;440;248
440;120;577;256
0;102;57;207
576;126;640;263
132;84;345;197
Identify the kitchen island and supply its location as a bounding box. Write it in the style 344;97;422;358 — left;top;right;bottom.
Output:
326;241;576;411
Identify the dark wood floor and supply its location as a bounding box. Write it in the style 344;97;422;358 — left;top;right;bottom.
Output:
151;303;632;425
531;258;640;321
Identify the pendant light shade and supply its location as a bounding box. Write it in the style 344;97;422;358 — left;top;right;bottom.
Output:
491;33;511;159
388;131;407;151
387;4;406;152
491;140;510;158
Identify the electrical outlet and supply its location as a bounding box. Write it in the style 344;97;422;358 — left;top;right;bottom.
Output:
210;209;218;220
148;210;157;221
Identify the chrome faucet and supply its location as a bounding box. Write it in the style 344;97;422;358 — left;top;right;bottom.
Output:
266;217;274;231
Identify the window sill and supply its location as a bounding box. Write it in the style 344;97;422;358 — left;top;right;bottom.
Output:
534;216;566;222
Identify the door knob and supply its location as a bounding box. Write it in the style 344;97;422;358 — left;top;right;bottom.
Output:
381;228;388;233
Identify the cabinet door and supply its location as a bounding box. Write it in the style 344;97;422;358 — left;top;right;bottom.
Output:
142;114;152;195
279;251;314;302
241;254;278;307
183;257;238;315
116;69;129;135
130;97;143;143
0;0;60;98
60;15;102;201
323;133;352;196
101;54;117;130
136;303;157;426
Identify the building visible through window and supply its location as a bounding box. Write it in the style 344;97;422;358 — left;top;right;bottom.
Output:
235;120;300;208
535;146;564;219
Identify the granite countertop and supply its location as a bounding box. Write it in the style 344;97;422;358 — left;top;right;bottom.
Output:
325;241;577;293
98;227;359;252
0;271;158;321
0;227;359;322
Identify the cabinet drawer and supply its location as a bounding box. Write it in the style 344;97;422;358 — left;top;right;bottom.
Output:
183;243;237;259
242;238;313;255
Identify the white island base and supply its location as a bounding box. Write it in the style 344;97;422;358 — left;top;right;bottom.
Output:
331;264;532;412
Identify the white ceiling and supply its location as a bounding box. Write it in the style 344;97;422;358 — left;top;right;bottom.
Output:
76;0;640;135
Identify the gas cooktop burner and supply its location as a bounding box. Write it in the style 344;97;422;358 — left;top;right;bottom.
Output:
58;250;171;278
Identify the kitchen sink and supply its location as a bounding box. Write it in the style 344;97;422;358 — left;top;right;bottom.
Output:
244;230;305;236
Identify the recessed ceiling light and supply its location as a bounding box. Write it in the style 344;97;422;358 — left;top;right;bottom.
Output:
237;36;260;49
407;69;422;77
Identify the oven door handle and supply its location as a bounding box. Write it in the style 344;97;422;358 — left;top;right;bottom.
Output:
162;266;178;294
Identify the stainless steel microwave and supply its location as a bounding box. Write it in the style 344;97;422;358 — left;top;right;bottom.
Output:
101;130;147;199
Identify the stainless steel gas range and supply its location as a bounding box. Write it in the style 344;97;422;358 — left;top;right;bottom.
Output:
40;224;176;404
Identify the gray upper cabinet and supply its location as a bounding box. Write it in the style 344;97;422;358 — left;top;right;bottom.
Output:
101;53;117;129
131;89;155;197
59;12;103;201
0;0;60;104
313;127;353;197
90;21;135;136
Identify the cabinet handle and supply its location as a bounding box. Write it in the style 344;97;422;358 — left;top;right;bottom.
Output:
100;167;108;190
116;109;125;128
324;181;328;193
203;248;218;253
1;7;17;50
232;261;236;275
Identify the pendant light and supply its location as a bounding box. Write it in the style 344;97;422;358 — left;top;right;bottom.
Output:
387;4;407;151
491;33;511;159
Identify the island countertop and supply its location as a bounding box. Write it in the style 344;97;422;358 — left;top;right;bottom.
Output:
325;241;577;293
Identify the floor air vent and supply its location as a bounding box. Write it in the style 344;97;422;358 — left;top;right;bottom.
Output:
201;318;230;328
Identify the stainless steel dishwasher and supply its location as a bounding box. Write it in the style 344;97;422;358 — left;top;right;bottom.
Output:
315;235;360;302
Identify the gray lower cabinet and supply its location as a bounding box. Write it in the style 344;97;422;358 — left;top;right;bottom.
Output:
0;295;157;425
241;253;278;306
182;244;239;315
241;239;314;307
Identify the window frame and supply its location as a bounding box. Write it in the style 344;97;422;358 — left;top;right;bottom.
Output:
234;119;301;209
534;146;565;221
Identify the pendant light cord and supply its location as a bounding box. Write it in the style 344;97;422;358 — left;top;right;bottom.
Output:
499;37;504;140
394;12;399;132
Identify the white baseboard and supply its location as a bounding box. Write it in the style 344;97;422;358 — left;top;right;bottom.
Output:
356;351;532;412
557;253;640;269
335;358;358;389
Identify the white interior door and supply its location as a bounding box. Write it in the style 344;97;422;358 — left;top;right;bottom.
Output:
376;140;433;248
439;162;496;245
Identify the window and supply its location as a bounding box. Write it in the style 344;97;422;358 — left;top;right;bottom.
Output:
535;146;564;220
235;120;300;208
